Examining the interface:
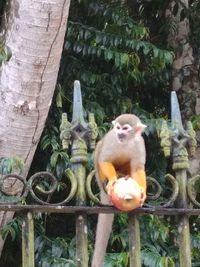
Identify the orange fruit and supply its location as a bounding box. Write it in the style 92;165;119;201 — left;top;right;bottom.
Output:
110;177;142;211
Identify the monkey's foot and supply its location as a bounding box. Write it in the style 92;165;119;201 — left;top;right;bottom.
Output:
139;190;146;207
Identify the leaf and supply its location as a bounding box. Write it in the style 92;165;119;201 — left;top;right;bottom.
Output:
42;260;50;267
50;151;60;168
153;48;159;58
114;37;119;46
97;48;102;57
5;45;12;61
96;33;102;44
159;256;175;267
56;92;62;108
82;45;88;56
65;41;72;50
114;52;121;67
76;44;83;53
143;43;150;55
84;30;91;40
0;157;24;175
90;74;96;84
164;51;174;64
50;138;60;151
41;136;51;150
102;35;107;45
52;244;63;258
104;50;113;61
120;53;129;66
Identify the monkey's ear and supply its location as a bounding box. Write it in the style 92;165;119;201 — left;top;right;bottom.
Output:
112;120;116;126
135;122;147;133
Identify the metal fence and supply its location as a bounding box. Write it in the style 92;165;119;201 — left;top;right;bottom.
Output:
0;81;199;267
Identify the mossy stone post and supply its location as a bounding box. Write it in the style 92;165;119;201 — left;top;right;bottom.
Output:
22;212;35;267
60;80;98;267
160;91;197;267
129;213;141;267
171;92;192;267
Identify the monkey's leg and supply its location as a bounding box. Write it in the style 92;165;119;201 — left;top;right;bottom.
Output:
91;190;114;267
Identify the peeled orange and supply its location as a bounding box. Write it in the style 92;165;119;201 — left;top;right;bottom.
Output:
110;177;142;211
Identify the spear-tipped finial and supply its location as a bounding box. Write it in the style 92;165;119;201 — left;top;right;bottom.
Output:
72;80;87;128
171;91;184;131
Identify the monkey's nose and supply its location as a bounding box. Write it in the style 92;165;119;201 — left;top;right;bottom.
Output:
117;133;125;140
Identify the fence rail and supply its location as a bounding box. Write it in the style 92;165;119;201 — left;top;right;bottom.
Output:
0;205;200;216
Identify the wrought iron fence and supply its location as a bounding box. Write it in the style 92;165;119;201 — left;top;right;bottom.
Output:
0;81;199;267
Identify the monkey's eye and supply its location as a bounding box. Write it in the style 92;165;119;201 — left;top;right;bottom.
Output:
123;125;132;131
116;125;121;130
122;124;132;131
123;126;129;131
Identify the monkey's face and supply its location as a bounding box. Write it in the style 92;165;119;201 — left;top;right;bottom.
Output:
112;122;134;143
112;115;146;143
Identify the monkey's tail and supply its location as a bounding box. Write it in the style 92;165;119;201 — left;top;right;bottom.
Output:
91;190;114;267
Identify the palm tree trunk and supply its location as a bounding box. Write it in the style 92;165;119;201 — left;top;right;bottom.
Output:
166;0;200;176
0;0;71;255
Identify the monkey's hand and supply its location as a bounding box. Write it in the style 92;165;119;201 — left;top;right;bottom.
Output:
105;179;117;196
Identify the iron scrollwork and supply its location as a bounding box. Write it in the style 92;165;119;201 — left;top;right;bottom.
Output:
0;174;28;204
145;174;179;208
0;170;77;205
0;84;198;212
187;175;200;207
85;172;179;208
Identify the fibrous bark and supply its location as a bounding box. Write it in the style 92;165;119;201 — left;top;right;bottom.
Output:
0;0;71;255
166;0;200;176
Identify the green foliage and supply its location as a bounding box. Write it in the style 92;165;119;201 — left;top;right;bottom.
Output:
0;0;12;66
191;114;200;130
93;214;130;266
190;1;200;59
92;213;177;267
0;0;7;29
104;252;129;267
142;246;175;267
40;126;60;152
58;0;173;122
191;217;200;265
0;157;24;203
35;235;76;267
0;45;12;65
66;20;173;69
140;215;177;267
0;157;24;175
39;124;70;180
0;216;23;241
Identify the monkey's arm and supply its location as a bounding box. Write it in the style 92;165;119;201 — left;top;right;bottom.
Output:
131;168;146;204
97;161;118;195
98;162;117;181
131;168;146;191
95;137;118;183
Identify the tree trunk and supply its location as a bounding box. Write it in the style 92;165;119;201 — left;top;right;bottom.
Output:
166;0;200;176
0;0;71;255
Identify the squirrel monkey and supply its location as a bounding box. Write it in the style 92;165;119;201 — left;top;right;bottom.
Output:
92;113;146;267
